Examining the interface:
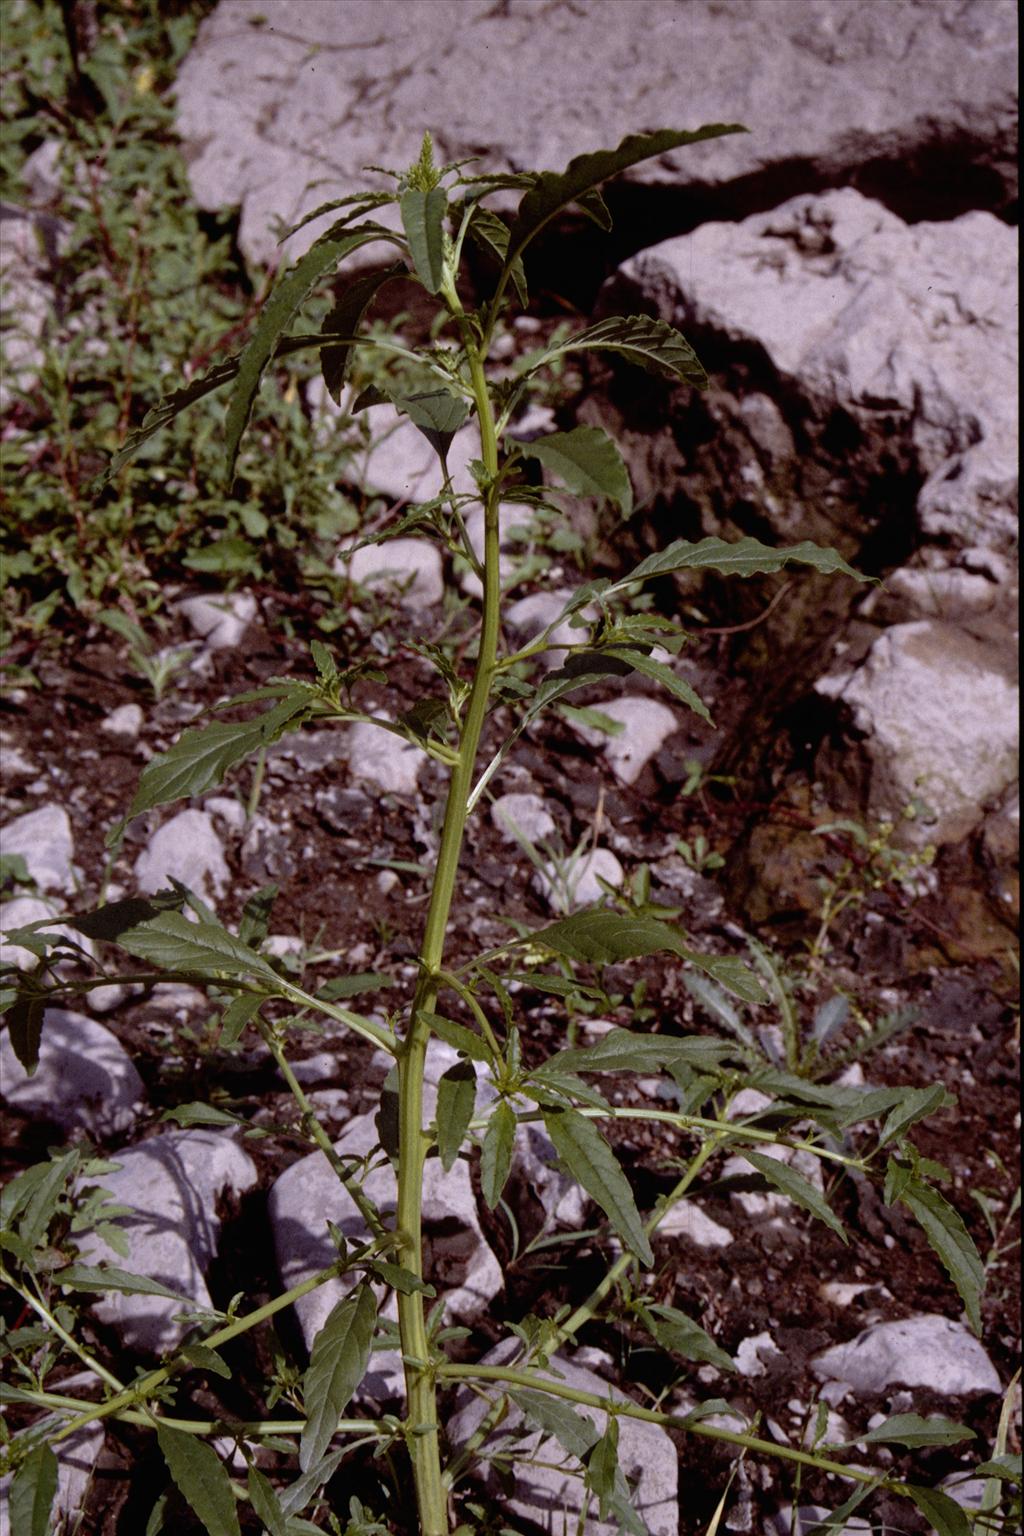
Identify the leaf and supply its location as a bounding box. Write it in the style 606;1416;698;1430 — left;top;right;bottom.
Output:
237;883;279;950
464;204;528;306
112;694;313;839
247;1464;290;1536
68;890;184;941
508;1386;600;1458
5;993;44;1075
55;1264;195;1302
392;388;470;460
220;993;265;1047
545;1028;732;1076
400;187;448;293
543;1107;653;1265
419;1010;493;1063
504;125;747;267
893;1177;984;1335
300;1284;377;1471
861;1413;974;1449
536;314;708;388
156;1424;242;1536
368;1261;436;1297
586;1417;621;1510
640;1302;735;1373
278;1448;347;1517
903;1485;972;1536
14;1151;78;1251
225;221;398;482
741;1150;848;1242
480;1100;517;1209
602;646;712;722
9;1442;58;1536
683;973;761;1057
435;1059;477;1172
180;1343;232;1380
877;1083;954;1149
115;914;276;989
161;1102;247;1129
802;1485;878;1536
321;262;405;403
626;534;867;586
513;426;632;515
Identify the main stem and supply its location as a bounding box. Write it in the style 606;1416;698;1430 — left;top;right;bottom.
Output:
396;319;500;1536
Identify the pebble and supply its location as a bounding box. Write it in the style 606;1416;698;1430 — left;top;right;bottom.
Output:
656;1200;734;1249
811;1314;1002;1397
176;591;257;650
101;703;144;739
133;808;230;904
0;803;76;893
0;1008;144;1137
340;537;444;608
533;845;624;912
346;718;427;796
490;791;557;846
570;695;679;785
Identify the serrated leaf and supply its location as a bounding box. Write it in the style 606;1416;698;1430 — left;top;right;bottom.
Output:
225;221;398;482
116;912;280;985
419;1010;493;1063
626;534;867;585
321;262;405;403
586;1417;620;1509
112;695;312;840
480;1100;517;1209
683;973;761;1056
508;1386;600;1458
861;1413;973;1449
220;993;265;1047
161;1102;247;1129
55;1263;195;1301
641;1302;735;1373
247;1464;290;1536
400;187;448;293
505;125;747;267
180;1342;233;1379
537;314;708;388
877;1083;954;1149
278;189;396;244
545;1028;732;1076
369;1260;436;1297
602;646;712;722
278;1448;347;1517
741;1150;847;1242
9;1442;58;1536
464;204;527;306
903;1485;972;1536
435;1059;477;1172
300;1284;376;1471
894;1178;984;1334
156;1424;241;1536
544;1107;653;1265
5;993;44;1075
67;890;184;941
237;883;279;950
802;1485;877;1536
16;1151;78;1251
513;426;632;515
392;388;470;459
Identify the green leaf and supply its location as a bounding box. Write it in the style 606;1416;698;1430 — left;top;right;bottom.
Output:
400;187;448;293
903;1485;972;1536
464;204;528;306
9;1442;58;1536
55;1264;195;1302
392;388;470;460
586;1417;620;1510
182;537;258;575
861;1414;974;1449
543;1107;653;1265
504;125;747;267
368;1260;436;1297
640;1302;735;1373
225;221;398;482
68;890;184;941
14;1151;78;1251
545;1028;732;1076
160;1102;247;1129
112;695;313;839
893;1177;984;1335
300;1284;377;1472
116;912;280;985
480;1100;517;1209
220;993;265;1047
247;1464;290;1536
741;1150;848;1242
508;1386;600;1458
877;1084;954;1149
321;262;405;403
419;1010;493;1063
536;314;708;388
156;1424;241;1536
435;1059;477;1172
513;426;632;515
626;534;867;586
602;646;712;722
237;883;279;950
5;993;44;1075
180;1342;233;1380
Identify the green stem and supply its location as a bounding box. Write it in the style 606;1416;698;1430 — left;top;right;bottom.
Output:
4;1273;124;1394
395;300;502;1536
15;1387;385;1441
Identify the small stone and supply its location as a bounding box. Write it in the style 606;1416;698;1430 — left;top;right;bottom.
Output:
656;1200;734;1249
203;795;246;831
346;719;427;796
177;591;257;650
491;792;557;846
0;1009;144;1137
735;1331;783;1378
75;1130;259;1352
570;696;680;785
101;703;145;739
505;587;585;666
811;1314;1001;1396
0;1418;104;1536
357;411;479;504
134;808;230;904
0;733;36;775
0;804;75;893
340;537;444;608
767;1505;871;1535
533;846;624;913
721;1142;825;1224
0;896;66;970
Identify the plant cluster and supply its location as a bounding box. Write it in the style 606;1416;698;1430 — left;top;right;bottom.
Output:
2;122;1020;1536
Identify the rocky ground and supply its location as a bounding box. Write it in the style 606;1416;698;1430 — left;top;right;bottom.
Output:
1;2;1019;1533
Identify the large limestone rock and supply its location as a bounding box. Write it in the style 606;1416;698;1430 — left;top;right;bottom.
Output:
1;1009;144;1138
175;1;1016;267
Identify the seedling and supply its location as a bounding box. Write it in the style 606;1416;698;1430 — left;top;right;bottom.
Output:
1;129;1011;1536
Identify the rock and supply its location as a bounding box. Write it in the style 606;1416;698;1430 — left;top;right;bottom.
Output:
816;620;1018;844
176;1;1015;268
134;808;230;904
0;1009;144;1137
75;1130;259;1352
505;588;582;665
0;804;75;893
353;409;479;505
346;719;427;796
533;845;624;913
491;792;557;846
811;1315;1002;1397
460;502;538;598
514;1123;589;1230
203;794;247;832
447;1339;679;1535
0;896;67;971
0;731;36;776
101;703;145;739
656;1200;734;1249
570;696;679;785
176;591;257;650
0;1417;104;1536
0;204;58;407
338;537;444;608
767;1505;871;1535
735;1331;783;1378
